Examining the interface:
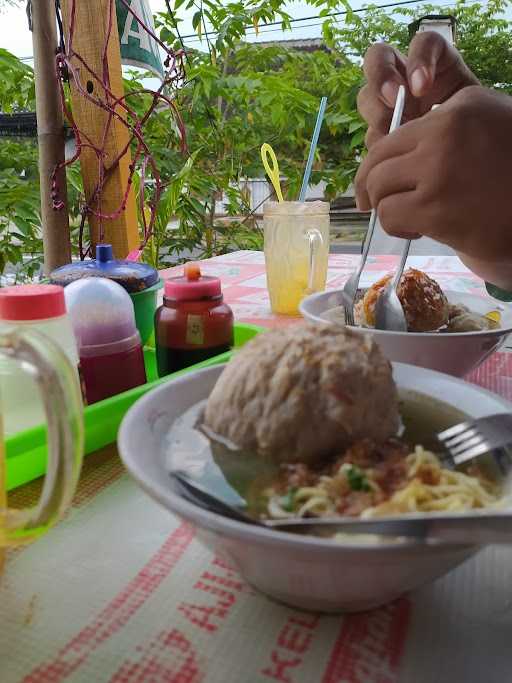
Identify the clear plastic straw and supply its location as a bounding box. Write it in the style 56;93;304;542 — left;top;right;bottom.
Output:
298;96;327;201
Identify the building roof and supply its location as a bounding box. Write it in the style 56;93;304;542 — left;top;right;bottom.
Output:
0;112;37;138
245;37;329;53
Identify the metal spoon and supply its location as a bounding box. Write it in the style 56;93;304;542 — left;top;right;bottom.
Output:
342;85;406;326
374;104;443;331
374;239;411;331
172;471;411;537
171;471;512;544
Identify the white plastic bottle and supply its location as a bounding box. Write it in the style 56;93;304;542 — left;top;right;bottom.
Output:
0;284;80;435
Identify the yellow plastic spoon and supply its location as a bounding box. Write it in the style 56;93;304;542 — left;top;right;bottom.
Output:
261;143;284;202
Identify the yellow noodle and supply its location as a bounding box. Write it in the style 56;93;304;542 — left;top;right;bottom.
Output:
266;445;501;520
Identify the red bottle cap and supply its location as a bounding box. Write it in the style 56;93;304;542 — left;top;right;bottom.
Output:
0;284;66;321
164;263;221;301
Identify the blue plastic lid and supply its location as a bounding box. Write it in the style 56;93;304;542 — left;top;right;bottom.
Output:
50;244;159;294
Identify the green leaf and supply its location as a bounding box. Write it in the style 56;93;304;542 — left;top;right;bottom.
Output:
345;465;371;492
192;10;202;32
350;129;366;149
348;120;365;134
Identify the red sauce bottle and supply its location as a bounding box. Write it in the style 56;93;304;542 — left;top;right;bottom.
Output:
155;263;234;377
79;341;146;405
64;278;147;404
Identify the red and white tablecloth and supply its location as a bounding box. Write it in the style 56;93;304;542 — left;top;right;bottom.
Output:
2;251;512;683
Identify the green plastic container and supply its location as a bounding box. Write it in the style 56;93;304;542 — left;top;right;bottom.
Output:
5;322;263;491
50;244;163;347
130;279;163;346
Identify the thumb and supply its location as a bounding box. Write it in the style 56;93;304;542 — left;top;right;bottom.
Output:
406;31;447;97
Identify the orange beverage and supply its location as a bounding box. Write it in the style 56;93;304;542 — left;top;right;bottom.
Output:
264;201;330;315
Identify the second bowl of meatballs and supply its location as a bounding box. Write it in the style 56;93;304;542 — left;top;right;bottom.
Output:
300;268;512;377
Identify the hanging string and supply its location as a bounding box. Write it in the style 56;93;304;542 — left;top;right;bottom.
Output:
51;0;187;259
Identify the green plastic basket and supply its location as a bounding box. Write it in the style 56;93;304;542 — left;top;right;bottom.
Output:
5;322;263;491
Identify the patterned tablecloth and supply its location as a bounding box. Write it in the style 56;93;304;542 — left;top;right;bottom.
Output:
2;251;512;683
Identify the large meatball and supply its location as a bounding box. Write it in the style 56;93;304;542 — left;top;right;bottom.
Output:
358;268;449;332
204;322;399;464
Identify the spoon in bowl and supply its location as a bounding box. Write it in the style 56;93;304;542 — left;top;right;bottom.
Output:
170;471;512;544
374;104;445;331
343;85;406;326
374;240;410;331
171;471;416;537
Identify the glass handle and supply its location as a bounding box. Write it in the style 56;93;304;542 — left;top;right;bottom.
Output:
1;328;83;545
307;228;324;293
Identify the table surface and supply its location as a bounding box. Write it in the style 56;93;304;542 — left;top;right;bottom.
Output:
3;251;512;683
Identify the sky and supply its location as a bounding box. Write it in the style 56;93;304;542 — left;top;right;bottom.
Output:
2;0;511;63
0;0;413;63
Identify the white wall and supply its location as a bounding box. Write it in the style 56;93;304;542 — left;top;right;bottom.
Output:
214;178;334;215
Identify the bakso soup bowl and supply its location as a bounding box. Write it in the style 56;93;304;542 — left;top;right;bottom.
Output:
118;363;512;614
300;290;512;377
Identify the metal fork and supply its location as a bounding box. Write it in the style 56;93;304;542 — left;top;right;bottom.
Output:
342;210;378;326
342;84;406;326
439;413;512;466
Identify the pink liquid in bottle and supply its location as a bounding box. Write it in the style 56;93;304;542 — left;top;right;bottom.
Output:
79;343;146;404
64;278;147;404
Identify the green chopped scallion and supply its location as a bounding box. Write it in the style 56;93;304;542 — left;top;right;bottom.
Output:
279;487;298;512
345;465;371;492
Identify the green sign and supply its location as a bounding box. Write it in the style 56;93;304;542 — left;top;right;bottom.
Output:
117;0;164;78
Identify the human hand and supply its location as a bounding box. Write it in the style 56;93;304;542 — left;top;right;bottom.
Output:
355;86;512;286
357;31;479;148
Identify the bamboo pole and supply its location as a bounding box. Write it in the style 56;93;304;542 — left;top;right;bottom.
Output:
31;0;71;274
60;0;139;259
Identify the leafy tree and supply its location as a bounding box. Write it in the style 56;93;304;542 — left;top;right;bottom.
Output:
324;0;512;92
138;2;366;265
0;48;35;112
143;0;512;267
0;48;41;280
1;0;512;278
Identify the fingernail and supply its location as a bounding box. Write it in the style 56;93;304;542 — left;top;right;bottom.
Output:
381;80;399;107
410;67;429;96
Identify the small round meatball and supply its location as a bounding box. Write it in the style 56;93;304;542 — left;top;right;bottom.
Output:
446;303;499;332
361;268;449;332
447;312;489;332
204;322;399;464
448;302;470;320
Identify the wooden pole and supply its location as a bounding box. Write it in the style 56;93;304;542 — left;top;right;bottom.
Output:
60;0;139;259
31;0;71;274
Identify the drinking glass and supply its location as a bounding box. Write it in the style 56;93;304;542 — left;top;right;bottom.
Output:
264;201;330;315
